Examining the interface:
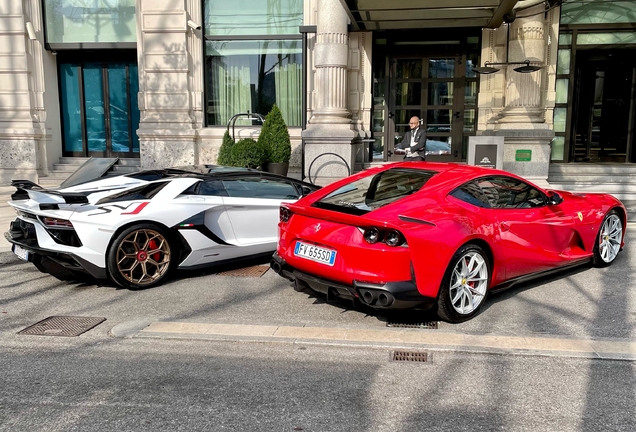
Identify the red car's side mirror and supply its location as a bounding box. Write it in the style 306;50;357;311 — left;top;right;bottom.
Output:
547;191;563;206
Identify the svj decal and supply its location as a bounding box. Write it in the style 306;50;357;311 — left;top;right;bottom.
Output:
88;202;149;216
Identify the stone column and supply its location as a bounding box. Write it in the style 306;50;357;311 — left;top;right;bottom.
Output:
302;0;360;185
485;4;554;186
136;0;198;169
498;9;548;126
0;0;42;183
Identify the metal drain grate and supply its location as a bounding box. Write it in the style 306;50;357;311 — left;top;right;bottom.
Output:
392;350;430;363
18;316;106;337
386;321;438;329
215;265;269;277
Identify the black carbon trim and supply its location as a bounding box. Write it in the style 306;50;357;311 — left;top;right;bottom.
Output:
398;215;436;226
172;211;234;246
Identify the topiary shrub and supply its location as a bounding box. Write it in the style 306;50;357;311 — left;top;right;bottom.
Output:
258;104;291;164
229;138;268;169
217;130;235;166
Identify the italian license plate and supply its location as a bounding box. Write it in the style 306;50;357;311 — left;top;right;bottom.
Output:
13;244;30;262
294;241;336;266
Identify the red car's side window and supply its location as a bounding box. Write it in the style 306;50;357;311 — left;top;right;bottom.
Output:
453;176;547;209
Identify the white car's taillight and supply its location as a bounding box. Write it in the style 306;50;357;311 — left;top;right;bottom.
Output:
41;217;74;229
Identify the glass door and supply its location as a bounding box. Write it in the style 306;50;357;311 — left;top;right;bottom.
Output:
59;54;140;158
388;56;464;162
571;50;636;163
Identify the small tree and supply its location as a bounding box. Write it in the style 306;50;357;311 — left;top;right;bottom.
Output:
217;130;235;166
229;138;268;169
258;104;291;164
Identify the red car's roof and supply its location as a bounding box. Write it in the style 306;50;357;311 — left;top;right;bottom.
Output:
385;162;525;192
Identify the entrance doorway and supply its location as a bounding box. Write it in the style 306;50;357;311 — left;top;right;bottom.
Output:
571;49;636;163
388;56;463;162
58;51;140;158
371;33;480;163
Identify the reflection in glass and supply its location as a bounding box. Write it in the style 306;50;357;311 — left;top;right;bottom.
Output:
464;109;476;133
373;81;386;105
559;33;573;45
204;0;303;36
557;50;571;75
129;64;140;152
396;60;422;79
553;107;567;132
561;1;636;25
373;110;385;133
396;82;422;105
426;110;452;132
108;64;130;153
466;53;479;78
556;79;569;104
428;82;453;105
429;59;454;78
83;65;106;152
551;136;565;160
465;81;477;105
395;109;421;127
373;136;384;161
577;32;636;45
45;0;137;43
206;40;302;126
425;137;451;155
61;64;82;153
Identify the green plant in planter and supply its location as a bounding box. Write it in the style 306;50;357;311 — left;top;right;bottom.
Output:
217;130;235;166
229;138;268;169
258;104;291;164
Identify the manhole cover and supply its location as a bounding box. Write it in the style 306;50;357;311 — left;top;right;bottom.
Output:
386;321;438;329
392;350;430;363
18;316;106;337
216;265;269;277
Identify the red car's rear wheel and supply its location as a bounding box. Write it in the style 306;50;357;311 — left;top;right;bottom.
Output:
437;244;490;323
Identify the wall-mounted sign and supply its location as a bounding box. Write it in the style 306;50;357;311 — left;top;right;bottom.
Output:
515;149;532;161
467;136;504;170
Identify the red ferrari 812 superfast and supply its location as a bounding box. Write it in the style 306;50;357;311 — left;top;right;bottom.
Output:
270;162;626;323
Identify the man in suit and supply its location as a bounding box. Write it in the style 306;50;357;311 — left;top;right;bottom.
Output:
398;116;426;161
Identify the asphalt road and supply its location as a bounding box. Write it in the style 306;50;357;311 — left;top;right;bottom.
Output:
1;333;635;432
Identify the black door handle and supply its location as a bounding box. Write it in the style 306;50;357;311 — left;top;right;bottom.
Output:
388;112;394;119
454;111;461;119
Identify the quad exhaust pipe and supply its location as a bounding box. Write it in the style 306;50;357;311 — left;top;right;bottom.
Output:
358;288;394;307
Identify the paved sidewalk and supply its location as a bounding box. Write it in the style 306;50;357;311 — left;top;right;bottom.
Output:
110;321;636;361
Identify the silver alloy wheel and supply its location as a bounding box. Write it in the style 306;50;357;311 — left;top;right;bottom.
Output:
598;214;622;263
449;251;489;315
116;228;171;286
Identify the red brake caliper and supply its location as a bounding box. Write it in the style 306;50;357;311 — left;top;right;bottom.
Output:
148;239;160;262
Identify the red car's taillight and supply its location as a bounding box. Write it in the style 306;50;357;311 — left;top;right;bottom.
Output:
280;206;293;223
362;227;406;247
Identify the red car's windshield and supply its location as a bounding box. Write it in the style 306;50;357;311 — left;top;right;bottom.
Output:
313;168;437;215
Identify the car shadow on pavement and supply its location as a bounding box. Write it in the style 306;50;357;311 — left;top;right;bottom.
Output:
483;263;592;309
292;283;440;324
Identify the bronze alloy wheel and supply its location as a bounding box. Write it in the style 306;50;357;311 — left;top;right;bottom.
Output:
114;227;172;287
